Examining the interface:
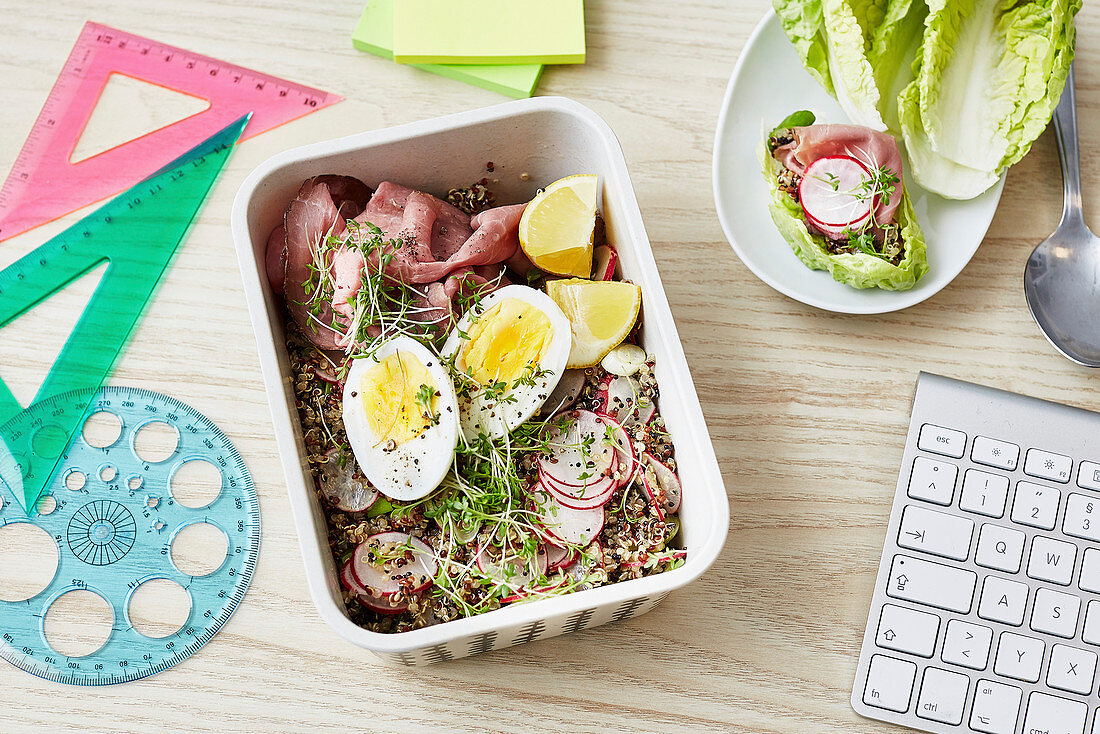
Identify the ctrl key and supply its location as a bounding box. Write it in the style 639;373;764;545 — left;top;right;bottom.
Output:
915;667;968;725
970;679;1022;734
862;655;916;713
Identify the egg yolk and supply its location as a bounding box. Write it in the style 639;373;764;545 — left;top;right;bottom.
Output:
461;299;552;386
360;351;438;445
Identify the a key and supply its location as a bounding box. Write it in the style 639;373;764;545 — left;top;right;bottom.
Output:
978;575;1029;625
861;654;915;713
1030;588;1081;638
897;505;973;561
1046;644;1097;695
1011;481;1061;530
918;424;966;459
1064;493;1100;542
908;456;958;506
972;436;1019;471
1025;448;1072;483
875;604;938;658
941;619;993;670
1078;461;1100;492
975;523;1025;573
1082;600;1100;646
1022;691;1088;734
1081;548;1100;594
969;679;1022;734
1027;536;1078;586
960;469;1010;518
886;555;976;614
994;632;1045;682
915;667;968;725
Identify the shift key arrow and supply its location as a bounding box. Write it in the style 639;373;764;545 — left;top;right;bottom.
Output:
886;555;976;614
897;505;974;561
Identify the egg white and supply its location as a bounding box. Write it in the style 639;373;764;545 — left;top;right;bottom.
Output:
342;336;458;501
442;284;572;440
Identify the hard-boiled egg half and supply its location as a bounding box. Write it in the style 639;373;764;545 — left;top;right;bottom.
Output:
342;336;458;501
442;284;572;439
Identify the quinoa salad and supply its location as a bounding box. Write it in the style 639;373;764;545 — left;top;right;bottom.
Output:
265;171;685;632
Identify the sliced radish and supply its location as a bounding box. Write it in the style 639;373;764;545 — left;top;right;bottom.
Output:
592;244;618;281
539;471;615;510
342;560;411;614
538;410;615;487
621;550;687;569
531;489;605;546
601;343;646;377
643;453;682;514
359;593;411;615
601;415;636;483
640;468;666;521
544;543;575;572
596;375;655;431
476;544;549;589
352;531;437;597
319;448;379;513
537;369;585;417
798;155;873;231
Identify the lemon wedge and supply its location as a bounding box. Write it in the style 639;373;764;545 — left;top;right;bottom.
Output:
519;174;597;277
546;278;642;368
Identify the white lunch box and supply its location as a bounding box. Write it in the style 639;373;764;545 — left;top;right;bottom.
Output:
230;96;729;665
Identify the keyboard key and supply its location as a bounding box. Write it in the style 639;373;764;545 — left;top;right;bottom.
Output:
975;523;1025;573
1031;588;1081;638
941;619;993;670
1022;691;1088;734
897;505;973;561
907;456;957;506
1025;448;1072;483
1047;644;1097;695
1065;493;1100;542
970;679;1022;734
1081;549;1100;594
917;424;966;459
972;436;1020;471
875;604;939;657
1027;536;1078;586
862;654;915;713
994;631;1045;682
1078;461;1100;492
915;667;967;725
960;469;1010;518
979;575;1029;625
886;555;976;614
1093;708;1100;734
1082;601;1100;646
1011;481;1061;530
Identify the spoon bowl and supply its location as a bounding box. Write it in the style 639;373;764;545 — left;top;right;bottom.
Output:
1024;66;1100;366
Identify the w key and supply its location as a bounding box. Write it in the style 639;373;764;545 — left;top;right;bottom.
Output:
898;505;974;561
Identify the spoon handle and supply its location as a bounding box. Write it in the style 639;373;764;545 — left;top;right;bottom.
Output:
1054;65;1085;228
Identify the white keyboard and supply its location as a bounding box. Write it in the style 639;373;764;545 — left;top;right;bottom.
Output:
852;373;1100;734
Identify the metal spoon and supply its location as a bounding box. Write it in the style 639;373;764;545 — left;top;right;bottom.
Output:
1024;65;1100;366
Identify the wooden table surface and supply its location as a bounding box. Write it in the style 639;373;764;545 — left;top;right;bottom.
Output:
1;1;1099;731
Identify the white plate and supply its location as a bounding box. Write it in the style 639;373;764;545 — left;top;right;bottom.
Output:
712;11;1005;314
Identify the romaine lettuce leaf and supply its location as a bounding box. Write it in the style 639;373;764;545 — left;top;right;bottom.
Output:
917;0;1080;172
761;133;927;290
868;0;928;131
773;0;835;96
898;80;1000;200
821;0;887;130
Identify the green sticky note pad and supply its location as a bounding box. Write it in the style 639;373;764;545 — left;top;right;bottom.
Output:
353;0;543;99
391;0;585;66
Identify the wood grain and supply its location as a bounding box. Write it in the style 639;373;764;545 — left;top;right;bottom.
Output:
0;0;1098;731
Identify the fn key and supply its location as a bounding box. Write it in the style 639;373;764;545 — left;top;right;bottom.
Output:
863;655;916;713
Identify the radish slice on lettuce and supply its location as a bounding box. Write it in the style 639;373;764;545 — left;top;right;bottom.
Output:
352;531;437;597
798;155;874;231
